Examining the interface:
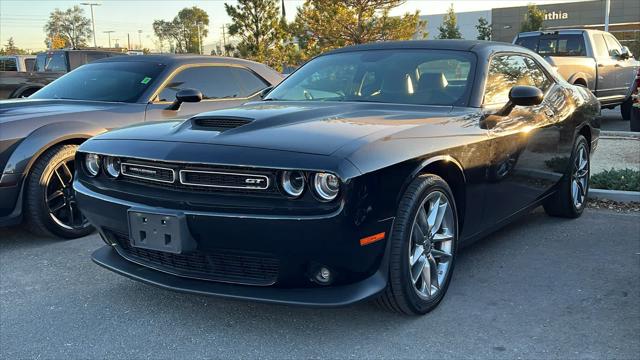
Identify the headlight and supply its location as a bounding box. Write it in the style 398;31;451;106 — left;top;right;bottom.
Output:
281;170;305;197
104;156;121;178
313;172;340;201
84;153;100;177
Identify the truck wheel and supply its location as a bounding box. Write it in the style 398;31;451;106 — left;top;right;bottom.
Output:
631;105;640;132
621;97;632;120
24;144;95;239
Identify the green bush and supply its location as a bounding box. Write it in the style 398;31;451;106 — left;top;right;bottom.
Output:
591;169;640;192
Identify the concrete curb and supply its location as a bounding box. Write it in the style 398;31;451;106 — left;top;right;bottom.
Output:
589;188;640;202
600;130;640;139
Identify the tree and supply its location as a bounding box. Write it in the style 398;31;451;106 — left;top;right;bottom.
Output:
294;0;424;59
0;37;30;55
520;4;545;32
224;0;294;70
44;6;92;49
153;6;209;53
476;17;491;40
437;4;462;39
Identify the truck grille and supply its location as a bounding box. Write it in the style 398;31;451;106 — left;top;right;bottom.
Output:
109;231;279;286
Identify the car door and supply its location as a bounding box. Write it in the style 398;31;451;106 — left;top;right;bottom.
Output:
144;65;267;122
602;33;637;97
591;33;623;100
481;53;568;225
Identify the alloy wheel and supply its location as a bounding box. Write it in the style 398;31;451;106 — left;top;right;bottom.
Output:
408;190;455;299
45;159;89;230
571;144;589;209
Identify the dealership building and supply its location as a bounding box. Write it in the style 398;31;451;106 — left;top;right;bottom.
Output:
417;0;639;49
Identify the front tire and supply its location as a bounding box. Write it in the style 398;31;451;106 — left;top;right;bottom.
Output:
543;135;590;218
24;144;94;238
376;174;458;315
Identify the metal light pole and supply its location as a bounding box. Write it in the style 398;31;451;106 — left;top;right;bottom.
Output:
138;30;142;50
103;30;114;48
604;0;611;32
81;2;101;48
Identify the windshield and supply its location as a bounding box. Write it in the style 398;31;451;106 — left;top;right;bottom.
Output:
265;49;475;106
31;62;166;103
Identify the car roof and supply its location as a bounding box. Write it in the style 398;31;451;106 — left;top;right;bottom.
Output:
517;29;607;37
323;40;520;55
93;54;267;67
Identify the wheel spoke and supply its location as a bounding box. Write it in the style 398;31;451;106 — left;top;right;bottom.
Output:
47;190;64;204
412;223;426;246
421;257;432;297
61;162;74;184
432;233;453;243
410;245;424;266
576;179;586;197
49;200;66;213
68;203;75;225
411;255;427;284
53;168;67;188
416;207;429;235
428;254;440;291
426;194;441;229
431;201;448;236
572;180;579;203
431;249;452;263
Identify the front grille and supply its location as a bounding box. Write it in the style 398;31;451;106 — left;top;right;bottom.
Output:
193;116;253;131
110;231;279;286
180;170;270;190
118;159;280;196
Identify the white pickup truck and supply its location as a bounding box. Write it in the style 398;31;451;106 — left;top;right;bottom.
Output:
514;29;639;120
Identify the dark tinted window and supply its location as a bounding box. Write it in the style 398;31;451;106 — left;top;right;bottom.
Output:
24;58;35;71
42;52;67;72
592;34;609;57
35;54;46;72
266;50;475;106
517;34;586;56
485;55;547;105
31;61;165;102
230;67;268;96
0;58;17;71
158;66;244;102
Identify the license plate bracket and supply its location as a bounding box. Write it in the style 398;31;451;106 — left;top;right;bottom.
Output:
127;209;196;254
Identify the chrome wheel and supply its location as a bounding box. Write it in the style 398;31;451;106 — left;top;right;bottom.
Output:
408;190;455;299
571;144;589;209
45;159;89;230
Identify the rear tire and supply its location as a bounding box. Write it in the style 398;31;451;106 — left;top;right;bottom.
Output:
543;135;590;218
24;144;94;239
376;174;458;315
621;98;632;120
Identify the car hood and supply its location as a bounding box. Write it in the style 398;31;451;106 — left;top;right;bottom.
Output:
0;98;123;124
93;101;476;156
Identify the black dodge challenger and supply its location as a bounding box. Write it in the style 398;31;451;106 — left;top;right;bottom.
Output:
0;55;282;238
74;40;600;315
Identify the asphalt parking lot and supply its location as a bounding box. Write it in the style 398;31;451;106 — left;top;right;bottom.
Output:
1;208;638;359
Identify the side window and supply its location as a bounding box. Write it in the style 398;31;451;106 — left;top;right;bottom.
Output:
229;67;268;97
592;34;609;58
484;55;538;105
24;58;35;71
44;53;68;72
523;58;553;92
157;66;243;102
0;58;17;71
603;34;622;55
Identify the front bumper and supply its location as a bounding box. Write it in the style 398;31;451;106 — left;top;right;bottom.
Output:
92;245;387;307
75;180;393;306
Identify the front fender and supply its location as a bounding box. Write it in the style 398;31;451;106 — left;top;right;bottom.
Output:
3;121;107;177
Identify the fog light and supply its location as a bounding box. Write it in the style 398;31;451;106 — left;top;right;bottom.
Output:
315;267;332;284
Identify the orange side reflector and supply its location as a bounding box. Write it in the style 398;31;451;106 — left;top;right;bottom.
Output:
360;232;385;246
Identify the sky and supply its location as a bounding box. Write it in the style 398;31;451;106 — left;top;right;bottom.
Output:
0;0;589;52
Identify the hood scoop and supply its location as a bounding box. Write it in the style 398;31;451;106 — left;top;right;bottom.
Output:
192;116;253;132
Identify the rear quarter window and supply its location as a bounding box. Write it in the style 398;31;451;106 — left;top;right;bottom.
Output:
0;58;17;71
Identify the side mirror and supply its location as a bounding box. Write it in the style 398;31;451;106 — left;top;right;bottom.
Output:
496;85;544;116
166;88;203;110
260;86;274;99
620;46;631;59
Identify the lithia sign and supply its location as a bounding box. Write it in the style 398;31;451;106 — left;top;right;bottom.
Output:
544;11;569;20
